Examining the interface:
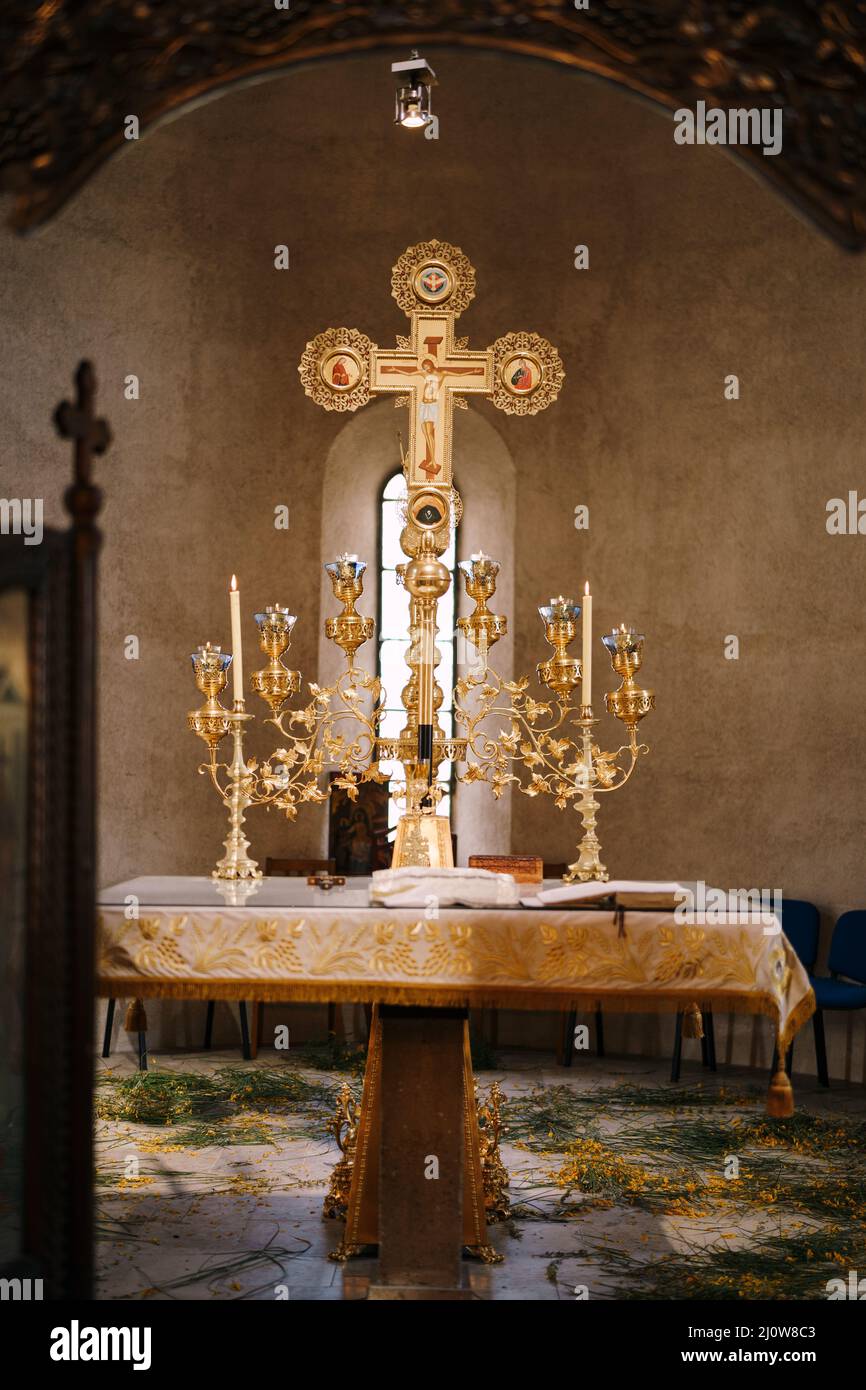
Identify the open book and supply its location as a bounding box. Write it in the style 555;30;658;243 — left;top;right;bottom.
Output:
520;879;688;910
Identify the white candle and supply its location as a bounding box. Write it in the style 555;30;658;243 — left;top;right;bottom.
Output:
229;574;243;705
582;581;592;708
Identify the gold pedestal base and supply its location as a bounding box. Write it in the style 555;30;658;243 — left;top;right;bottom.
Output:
564;787;608;883
212;857;261;882
391;814;454;869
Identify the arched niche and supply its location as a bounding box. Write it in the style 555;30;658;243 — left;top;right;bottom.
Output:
317;397;516;859
4;5;866;248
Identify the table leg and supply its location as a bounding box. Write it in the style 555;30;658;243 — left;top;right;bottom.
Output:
559;1010;576;1066
102;998;115;1058
250;1002;262;1060
337;1000;492;1278
671;1010;684;1082
238;1002;252;1061
123;999;147;1071
369;1006;470;1299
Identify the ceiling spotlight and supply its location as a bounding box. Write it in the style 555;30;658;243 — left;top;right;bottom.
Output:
392;50;437;130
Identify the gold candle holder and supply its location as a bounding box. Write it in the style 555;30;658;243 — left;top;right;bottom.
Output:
536;596;582;700
187;644;232;752
188;647;261;880
603;627;655;728
457;553;507;665
564;708;609;884
251;605;301;714
213;705;262;881
564;630;654;882
563;627;655;882
324;554;375;661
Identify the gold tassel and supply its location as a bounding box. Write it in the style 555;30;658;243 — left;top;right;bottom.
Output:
766;1068;794;1118
682;1002;703;1039
124;998;147;1032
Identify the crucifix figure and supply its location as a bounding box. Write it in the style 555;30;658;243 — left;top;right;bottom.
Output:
376;330;487;483
298;238;564;492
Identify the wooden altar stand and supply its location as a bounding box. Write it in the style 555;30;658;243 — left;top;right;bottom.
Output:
340;1004;489;1298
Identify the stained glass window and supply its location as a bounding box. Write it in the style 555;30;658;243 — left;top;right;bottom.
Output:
378;471;458;829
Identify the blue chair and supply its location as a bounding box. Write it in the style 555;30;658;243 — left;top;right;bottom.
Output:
776;898;820;976
807;911;866;1087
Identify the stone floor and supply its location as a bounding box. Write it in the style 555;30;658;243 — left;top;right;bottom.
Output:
94;1047;866;1301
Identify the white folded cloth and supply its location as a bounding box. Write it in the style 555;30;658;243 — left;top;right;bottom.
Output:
369;865;521;908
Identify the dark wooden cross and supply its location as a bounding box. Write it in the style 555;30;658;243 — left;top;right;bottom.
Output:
54;360;111;526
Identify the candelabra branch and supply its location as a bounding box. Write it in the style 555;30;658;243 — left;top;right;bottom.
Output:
454;621;655;881
198;751;229;799
206;667;386;824
455;686;650;803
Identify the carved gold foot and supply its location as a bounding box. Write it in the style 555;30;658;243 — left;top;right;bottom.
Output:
478;1080;511;1225
329;1238;367;1263
464;1242;504;1264
323;1081;360;1223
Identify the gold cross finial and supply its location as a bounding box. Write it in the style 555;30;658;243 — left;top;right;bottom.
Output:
54;360;111;486
54;359;111;528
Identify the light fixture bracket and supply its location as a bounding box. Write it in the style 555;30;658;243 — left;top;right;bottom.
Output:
390;52;437;86
391;49;437;129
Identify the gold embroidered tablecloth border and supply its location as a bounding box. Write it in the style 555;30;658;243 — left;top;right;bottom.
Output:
96;908;815;1051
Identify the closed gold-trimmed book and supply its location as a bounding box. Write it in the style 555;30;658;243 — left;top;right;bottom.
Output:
522;880;688;910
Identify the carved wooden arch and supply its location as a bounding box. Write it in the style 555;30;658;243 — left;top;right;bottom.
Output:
2;2;865;249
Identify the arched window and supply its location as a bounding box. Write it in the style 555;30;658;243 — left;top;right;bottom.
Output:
377;471;458;829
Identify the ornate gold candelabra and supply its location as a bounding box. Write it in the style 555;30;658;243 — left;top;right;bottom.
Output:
188;541;654;882
454;564;655;882
187;559;387;878
187;643;260;880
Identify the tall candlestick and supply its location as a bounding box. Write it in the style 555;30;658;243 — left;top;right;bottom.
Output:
582;580;592;708
230;574;243;705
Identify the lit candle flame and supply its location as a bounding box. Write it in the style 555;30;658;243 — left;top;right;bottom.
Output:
230;574;238;592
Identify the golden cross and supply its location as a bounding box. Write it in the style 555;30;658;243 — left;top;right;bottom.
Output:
372;312;489;487
299;239;563;492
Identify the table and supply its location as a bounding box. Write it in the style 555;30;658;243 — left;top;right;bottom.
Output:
97;876;815;1297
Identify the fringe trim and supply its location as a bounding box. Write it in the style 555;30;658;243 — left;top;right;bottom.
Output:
97;975;816;1040
777;988;816;1051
